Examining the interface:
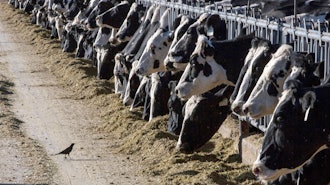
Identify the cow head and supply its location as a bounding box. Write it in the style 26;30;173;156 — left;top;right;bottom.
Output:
148;71;171;121
115;3;146;43
164;13;208;72
85;0;115;30
175;35;224;100
283;56;323;91
176;85;233;153
114;53;130;98
252;86;329;182
242;44;295;119
135;8;173;76
230;38;276;116
163;15;195;71
123;61;141;106
165;13;227;72
96;1;130;29
93;27;112;47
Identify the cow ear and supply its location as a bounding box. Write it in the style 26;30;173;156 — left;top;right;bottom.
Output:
305;53;315;64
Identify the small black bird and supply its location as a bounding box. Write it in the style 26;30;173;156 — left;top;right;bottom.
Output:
55;143;75;158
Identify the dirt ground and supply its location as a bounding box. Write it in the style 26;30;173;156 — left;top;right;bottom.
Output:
0;2;261;185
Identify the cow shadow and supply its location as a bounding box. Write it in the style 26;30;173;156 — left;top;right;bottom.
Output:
234;171;256;182
171;170;199;176
208;172;239;185
155;131;178;141
196;141;216;153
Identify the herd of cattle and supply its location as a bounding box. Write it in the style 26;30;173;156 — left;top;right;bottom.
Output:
7;0;330;184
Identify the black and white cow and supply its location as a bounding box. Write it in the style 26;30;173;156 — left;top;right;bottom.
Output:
148;71;172;121
85;0;117;30
121;5;161;105
72;0;101;26
230;38;280;116
242;45;322;119
63;0;102;57
79;29;98;60
130;76;150;111
95;40;127;79
176;85;234;153
163;15;195;71
115;2;146;44
95;1;131;29
135;8;173;76
93;2;140;79
165;13;227;72
113;5;156;98
61;23;83;52
242;44;296;119
62;0;85;21
175;33;255;100
252;81;330;182
167;72;185;135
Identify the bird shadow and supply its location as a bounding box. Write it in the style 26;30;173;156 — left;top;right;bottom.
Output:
69;158;115;161
69;158;100;161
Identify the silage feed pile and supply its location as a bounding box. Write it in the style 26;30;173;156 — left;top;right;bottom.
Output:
0;4;261;185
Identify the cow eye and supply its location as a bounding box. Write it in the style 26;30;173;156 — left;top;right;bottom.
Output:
267;81;278;97
190;62;203;79
276;115;284;123
150;44;156;54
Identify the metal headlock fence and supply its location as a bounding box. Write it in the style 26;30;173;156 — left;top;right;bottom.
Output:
137;0;330;132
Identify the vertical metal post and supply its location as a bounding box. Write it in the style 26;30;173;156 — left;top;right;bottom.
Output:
294;0;297;26
238;120;249;162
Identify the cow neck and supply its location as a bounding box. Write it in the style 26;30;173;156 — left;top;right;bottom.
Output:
213;36;254;85
299;85;330;145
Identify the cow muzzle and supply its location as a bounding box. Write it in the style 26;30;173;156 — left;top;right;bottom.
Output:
252;161;281;182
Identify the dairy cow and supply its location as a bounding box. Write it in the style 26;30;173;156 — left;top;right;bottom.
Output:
252;81;330;182
113;5;156;98
165;13;227;72
242;45;322;119
230;38;280;115
176;85;234;153
130;76;150;111
92;2;142;79
96;1;131;29
148;71;172;121
163;15;195;71
167;72;185;135
121;6;161;105
135;8;173;76
62;0;85;21
175;33;254;100
115;2;146;43
85;0;117;30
